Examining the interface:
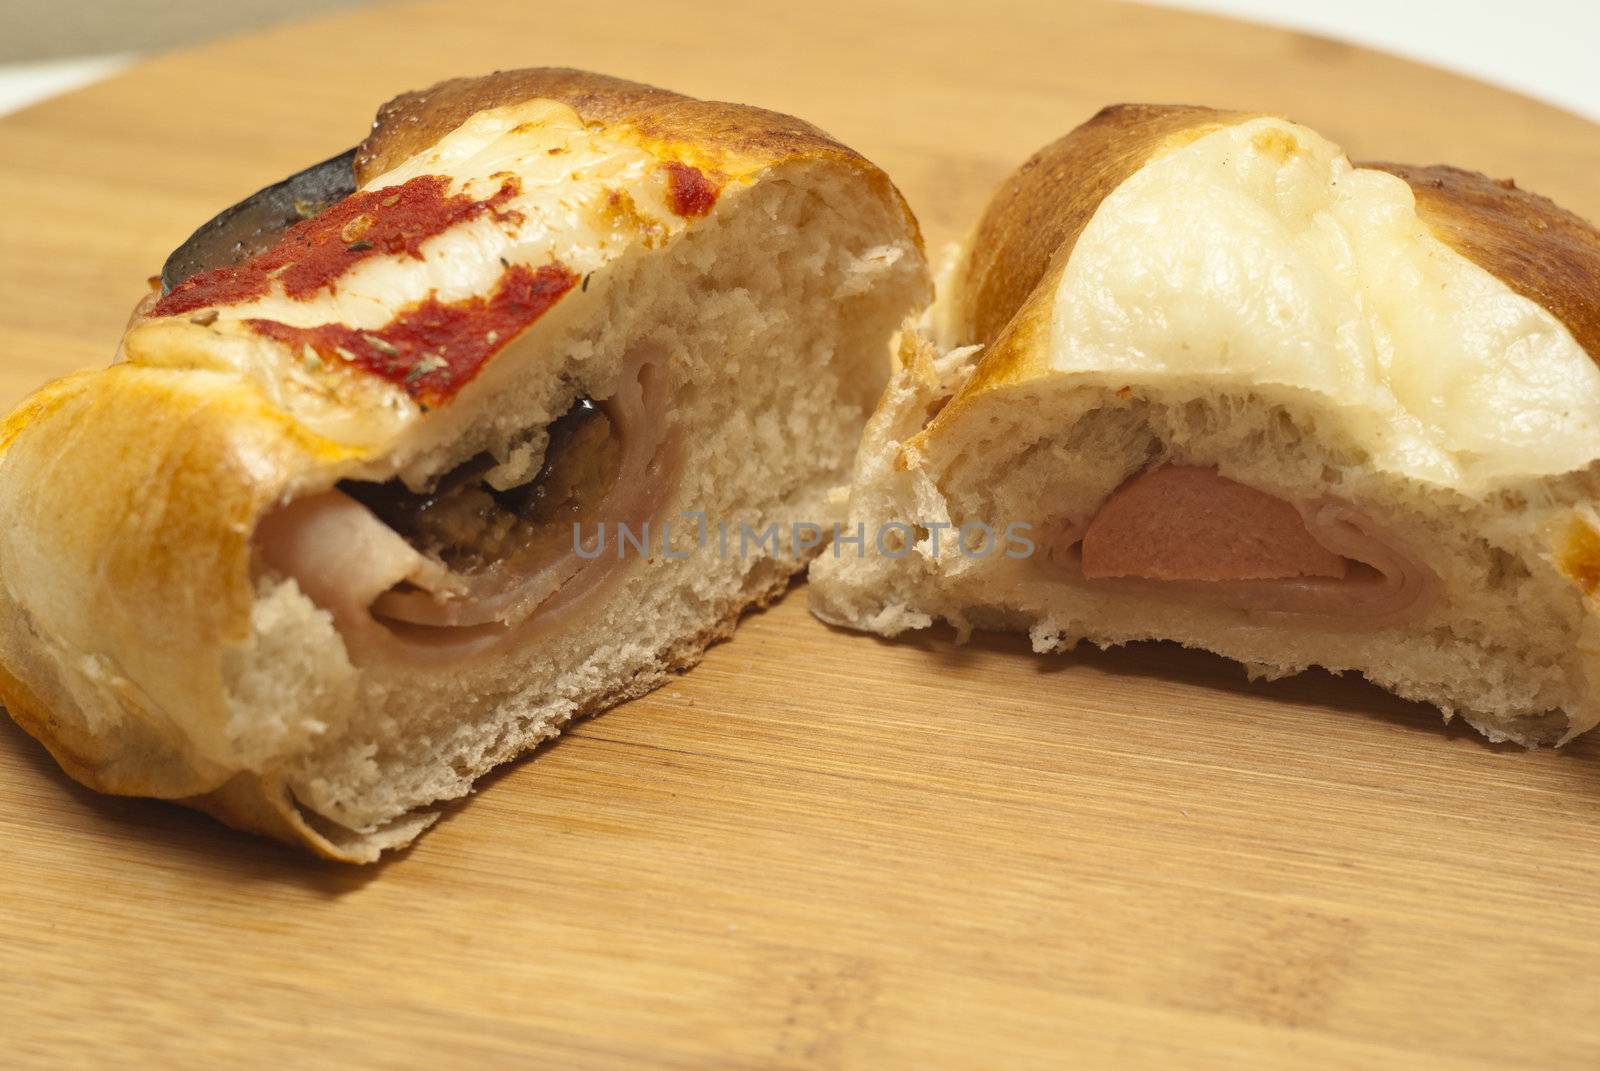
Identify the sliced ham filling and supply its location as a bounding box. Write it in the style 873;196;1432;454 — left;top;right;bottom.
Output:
1048;466;1438;626
254;350;673;658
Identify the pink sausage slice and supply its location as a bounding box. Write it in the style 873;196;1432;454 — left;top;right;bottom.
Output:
1080;467;1347;581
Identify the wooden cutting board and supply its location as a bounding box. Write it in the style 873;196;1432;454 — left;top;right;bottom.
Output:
5;2;1600;1066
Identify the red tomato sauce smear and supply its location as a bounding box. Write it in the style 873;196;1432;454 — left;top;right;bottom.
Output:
151;174;524;317
662;162;721;218
246;262;578;405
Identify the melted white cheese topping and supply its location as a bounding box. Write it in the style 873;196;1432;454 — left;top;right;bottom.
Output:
1050;116;1600;487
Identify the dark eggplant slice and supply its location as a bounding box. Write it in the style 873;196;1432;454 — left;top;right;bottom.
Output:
160;146;359;293
338;397;622;574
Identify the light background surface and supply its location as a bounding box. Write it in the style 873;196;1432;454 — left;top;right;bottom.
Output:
1152;0;1600;122
0;0;1597;119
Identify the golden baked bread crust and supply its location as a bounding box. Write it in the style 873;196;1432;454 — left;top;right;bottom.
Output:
356;68;919;246
0;366;355;794
356;68;682;179
1369;161;1600;360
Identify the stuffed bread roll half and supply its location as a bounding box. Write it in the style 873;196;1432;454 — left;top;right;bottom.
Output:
0;68;930;860
809;103;1600;746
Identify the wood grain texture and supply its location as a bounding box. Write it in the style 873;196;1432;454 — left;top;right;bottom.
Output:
4;1;1600;1066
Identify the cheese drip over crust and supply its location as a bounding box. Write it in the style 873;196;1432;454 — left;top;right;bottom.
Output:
1049;117;1600;490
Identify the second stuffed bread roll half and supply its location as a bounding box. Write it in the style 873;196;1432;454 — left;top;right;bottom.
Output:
810;103;1600;745
0;69;930;859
